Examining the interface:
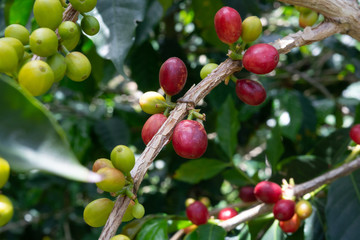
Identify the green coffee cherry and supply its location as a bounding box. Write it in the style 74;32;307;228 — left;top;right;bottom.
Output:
95;167;125;192
132;202;145;219
65;51;92;82
81;15;100;36
33;0;64;30
299;11;318;28
295;6;312;14
123;200;135;222
69;0;97;13
110;234;131;240
58;21;81;40
0;194;13;227
139;91;167;114
0;158;10;189
241;16;262;43
4;24;30;45
110;145;135;174
92;158;114;172
83;198;114;227
200;63;218;79
0;41;18;73
0;37;24;62
30;28;58;57
60;23;81;51
46;53;67;82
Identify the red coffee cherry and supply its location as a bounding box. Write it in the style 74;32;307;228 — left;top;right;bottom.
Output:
239;185;257;202
186;201;209;225
172;120;208;159
242;43;279;74
350;124;360;145
214;6;242;45
273;199;295;221
236;79;266;106
279;213;301;233
218;207;237;220
254;181;282;204
295;200;313;219
159;57;187;96
141;113;168;145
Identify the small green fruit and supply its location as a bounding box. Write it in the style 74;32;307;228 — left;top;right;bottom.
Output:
92;158;114;172
0;194;13;227
139;91;167;114
110;145;135;174
83;198;114;227
29;28;58;57
81;15;100;36
4;24;30;45
299;11;318;28
65;51;92;82
123;200;135;222
58;21;81;40
95;167;125;193
295;6;312;14
69;0;97;13
110;234;131;240
0;158;10;189
200;63;218;79
60;23;81;51
132;202;145;219
0;37;24;61
0;41;18;73
295;200;313;219
33;0;64;30
46;53;67;82
241;16;262;43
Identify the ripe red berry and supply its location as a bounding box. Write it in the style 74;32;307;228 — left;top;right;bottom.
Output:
242;43;279;74
239;185;257;202
186;201;209;225
279;213;301;233
159;57;187;96
172;120;208;159
273;199;295;221
235;79;266;106
141;114;168;145
350;124;360;145
254;181;282;204
218;207;237;220
214;7;242;45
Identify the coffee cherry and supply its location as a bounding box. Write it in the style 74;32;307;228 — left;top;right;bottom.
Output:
123;200;135;222
0;194;13;227
81;15;100;36
83;198;114;227
18;60;55;96
350;124;360;144
141;113;167;145
0;41;18;73
235;79;266;106
295;200;313;219
58;21;81;40
214;6;242;45
132;202;145;219
242;43;279;74
110;145;135;174
30;28;58;57
239;185;257;202
5;24;29;45
186;201;209;225
92;158;114;172
159;57;187;96
241;16;262;43
295;6;312;14
273;199;295;221
139;91;167;114
199;196;211;208
95;167;126;192
218;207;237;220
185;198;196;207
0;37;24;61
46;53;67;82
60;24;81;51
33;0;64;30
110;235;131;240
65;51;92;82
254;181;282;204
0;158;10;189
200;63;218;79
279;213;301;233
299;11;318;28
172;120;208;159
69;0;97;13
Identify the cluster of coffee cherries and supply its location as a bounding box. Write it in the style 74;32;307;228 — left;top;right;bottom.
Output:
0;158;13;227
83;145;144;232
295;6;318;28
207;6;280;106
0;0;100;97
254;180;313;233
140;57;208;159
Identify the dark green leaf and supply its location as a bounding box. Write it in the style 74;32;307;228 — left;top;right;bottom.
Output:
262;220;285;240
216;95;240;159
122;215;156;239
0;75;100;182
136;219;168;240
248;216;273;240
266;125;284;170
184;224;226;240
174;159;229;184
222;169;248;186
8;0;34;25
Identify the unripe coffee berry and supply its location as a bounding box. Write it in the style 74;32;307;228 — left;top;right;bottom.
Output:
92;158;114;172
65;51;92;82
59;21;81;40
241;16;262;43
33;0;64;30
141;113;168;145
295;200;312;219
0;194;13;227
81;15;100;36
218;207;237;220
199;196;211;208
132;202;145;219
239;185;257;202
273;199;295;221
83;198;114;227
200;63;218;79
279;213;301;233
0;37;24;61
29;28;58;57
95;167;125;192
159;57;187;96
110;235;131;240
242;43;279;74
186;201;209;225
299;11;318;28
214;6;242;45
139;91;167;114
235;79;266;106
69;0;97;13
110;145;135;174
46;53;67;82
0;158;10;189
4;24;29;45
0;41;18;73
123;200;135;222
254;181;282;204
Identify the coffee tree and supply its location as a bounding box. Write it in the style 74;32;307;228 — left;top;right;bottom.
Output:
1;0;360;239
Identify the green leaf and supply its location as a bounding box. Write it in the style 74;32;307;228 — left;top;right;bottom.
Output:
136;219;168;240
266;125;284;170
184;224;226;240
325;169;360;240
261;220;285;240
8;0;34;25
216;95;240;159
174;159;229;184
0;75;100;182
222;169;248;186
122;215;156;239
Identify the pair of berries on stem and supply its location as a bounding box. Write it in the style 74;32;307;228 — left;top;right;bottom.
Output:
0;158;13;227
